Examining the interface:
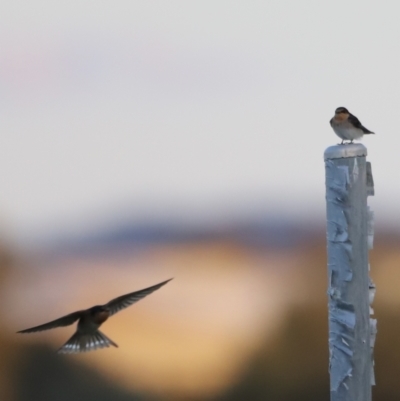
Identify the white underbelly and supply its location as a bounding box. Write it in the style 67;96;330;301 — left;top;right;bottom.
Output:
332;126;363;140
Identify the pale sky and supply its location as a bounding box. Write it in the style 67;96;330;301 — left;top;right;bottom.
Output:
1;1;399;244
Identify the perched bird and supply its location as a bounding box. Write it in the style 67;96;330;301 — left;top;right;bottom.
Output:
17;278;172;354
330;107;374;144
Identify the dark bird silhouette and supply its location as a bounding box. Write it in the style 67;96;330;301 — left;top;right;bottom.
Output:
17;278;172;353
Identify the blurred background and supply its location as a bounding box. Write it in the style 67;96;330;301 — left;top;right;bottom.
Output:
1;1;400;400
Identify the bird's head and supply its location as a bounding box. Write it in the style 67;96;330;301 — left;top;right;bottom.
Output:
335;107;349;115
90;305;110;315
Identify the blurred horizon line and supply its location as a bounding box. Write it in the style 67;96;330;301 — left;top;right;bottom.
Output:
6;206;399;256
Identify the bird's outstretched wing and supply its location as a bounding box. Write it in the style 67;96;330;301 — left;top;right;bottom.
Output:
106;278;172;316
348;113;374;134
17;311;84;333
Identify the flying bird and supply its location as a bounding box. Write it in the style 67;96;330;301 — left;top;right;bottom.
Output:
17;278;172;354
330;107;374;144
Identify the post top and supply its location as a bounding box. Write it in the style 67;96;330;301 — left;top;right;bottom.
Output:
324;143;367;160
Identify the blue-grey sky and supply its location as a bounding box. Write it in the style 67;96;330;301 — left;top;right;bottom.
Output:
1;1;398;244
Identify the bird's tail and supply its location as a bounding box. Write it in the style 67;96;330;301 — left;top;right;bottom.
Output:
362;127;375;134
58;330;118;354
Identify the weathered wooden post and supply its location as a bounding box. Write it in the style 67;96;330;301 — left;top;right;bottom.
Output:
324;144;376;401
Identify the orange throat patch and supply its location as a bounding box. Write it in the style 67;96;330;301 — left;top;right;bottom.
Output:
333;112;349;123
94;311;110;324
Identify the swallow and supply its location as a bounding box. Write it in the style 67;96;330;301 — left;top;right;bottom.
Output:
330;107;375;144
17;278;172;354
